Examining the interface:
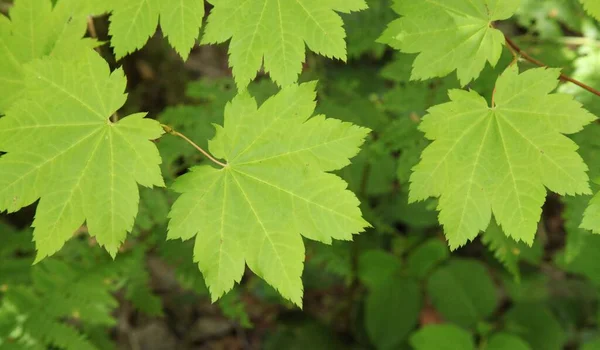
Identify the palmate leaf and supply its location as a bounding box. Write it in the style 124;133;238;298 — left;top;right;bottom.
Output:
202;0;367;88
581;0;600;21
0;49;164;261
167;82;370;306
0;0;107;113
108;0;204;59
380;0;520;85
410;66;596;249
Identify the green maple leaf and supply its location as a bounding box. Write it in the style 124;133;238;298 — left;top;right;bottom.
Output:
167;82;370;306
0;0;106;113
581;0;600;21
201;0;367;89
108;0;204;59
379;0;520;85
410;66;596;249
0;50;164;261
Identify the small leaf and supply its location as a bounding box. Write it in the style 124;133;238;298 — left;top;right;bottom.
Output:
482;219;523;279
407;239;449;279
358;250;402;288
427;259;498;328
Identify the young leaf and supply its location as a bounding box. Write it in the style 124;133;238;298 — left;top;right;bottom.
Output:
0;50;164;261
581;0;600;21
167;82;370;306
481;219;522;279
410;66;596;249
202;0;367;88
108;0;204;59
379;0;520;85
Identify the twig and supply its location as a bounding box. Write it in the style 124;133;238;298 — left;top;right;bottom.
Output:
517;35;600;48
504;35;600;98
86;16;98;39
161;124;227;167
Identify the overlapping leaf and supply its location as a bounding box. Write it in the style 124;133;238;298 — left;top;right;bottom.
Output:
202;0;367;88
109;0;204;59
167;82;370;306
0;0;107;113
410;66;596;249
379;0;520;85
0;50;164;261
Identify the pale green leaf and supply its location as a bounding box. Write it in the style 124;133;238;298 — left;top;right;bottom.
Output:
0;0;99;113
202;0;366;88
109;0;204;59
410;66;596;248
167;82;370;306
380;0;520;85
581;0;600;21
0;50;164;261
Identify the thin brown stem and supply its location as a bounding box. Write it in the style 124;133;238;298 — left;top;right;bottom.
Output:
504;35;600;98
161;124;227;168
87;16;98;39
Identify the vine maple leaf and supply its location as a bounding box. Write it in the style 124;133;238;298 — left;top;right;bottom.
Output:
201;0;368;88
380;0;520;85
167;82;370;306
109;0;205;59
0;0;107;113
0;50;165;261
581;0;600;21
410;66;596;249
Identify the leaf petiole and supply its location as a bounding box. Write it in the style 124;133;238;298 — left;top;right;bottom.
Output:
160;124;227;167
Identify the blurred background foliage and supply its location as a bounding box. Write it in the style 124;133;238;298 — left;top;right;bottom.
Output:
3;0;600;349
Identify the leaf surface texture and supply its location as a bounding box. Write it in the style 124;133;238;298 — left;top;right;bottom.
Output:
167;82;370;305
